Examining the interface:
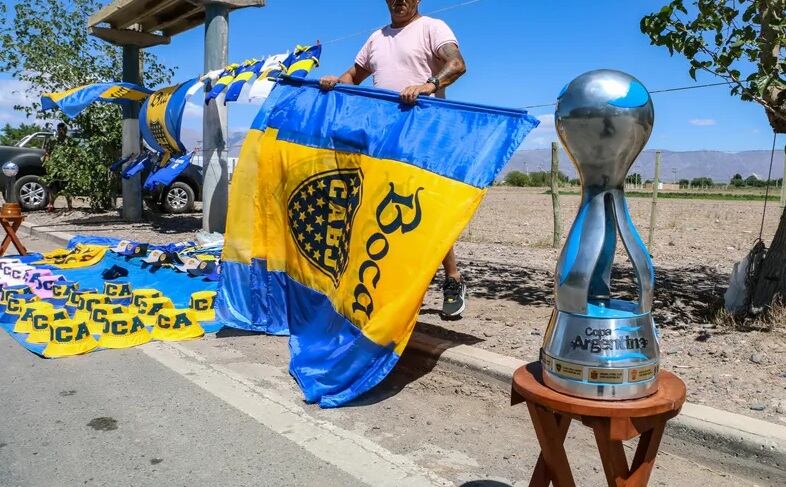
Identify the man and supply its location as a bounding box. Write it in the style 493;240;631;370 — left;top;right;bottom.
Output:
320;0;468;318
42;122;72;212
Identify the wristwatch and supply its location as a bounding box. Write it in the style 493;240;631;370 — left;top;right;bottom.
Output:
426;76;441;92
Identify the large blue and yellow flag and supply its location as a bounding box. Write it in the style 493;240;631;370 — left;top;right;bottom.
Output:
218;78;538;407
41;83;152;118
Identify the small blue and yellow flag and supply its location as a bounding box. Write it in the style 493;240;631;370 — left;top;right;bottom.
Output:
218;78;538;407
204;63;240;104
284;45;322;78
143;152;194;190
223;59;262;103
41;83;153;118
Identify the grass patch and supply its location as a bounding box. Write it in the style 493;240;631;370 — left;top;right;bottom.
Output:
710;297;786;333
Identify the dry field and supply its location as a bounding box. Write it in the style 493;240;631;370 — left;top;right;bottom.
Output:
26;188;786;422
419;187;786;423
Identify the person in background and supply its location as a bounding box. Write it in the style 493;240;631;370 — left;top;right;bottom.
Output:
320;0;468;318
43;122;73;212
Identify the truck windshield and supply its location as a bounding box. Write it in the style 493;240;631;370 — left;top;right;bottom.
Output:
15;133;49;149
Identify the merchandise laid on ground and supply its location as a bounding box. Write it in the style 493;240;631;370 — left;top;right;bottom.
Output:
0;236;223;358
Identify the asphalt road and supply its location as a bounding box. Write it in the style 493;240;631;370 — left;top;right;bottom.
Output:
0;332;364;487
0;235;775;486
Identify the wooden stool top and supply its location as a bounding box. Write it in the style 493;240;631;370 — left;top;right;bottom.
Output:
513;362;686;419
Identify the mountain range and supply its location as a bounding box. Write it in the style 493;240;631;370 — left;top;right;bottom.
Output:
506;148;785;182
182;127;784;183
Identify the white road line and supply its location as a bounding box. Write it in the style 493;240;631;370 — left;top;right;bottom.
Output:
140;341;452;487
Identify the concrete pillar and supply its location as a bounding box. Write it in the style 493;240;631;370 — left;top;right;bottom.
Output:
121;44;143;222
202;3;229;233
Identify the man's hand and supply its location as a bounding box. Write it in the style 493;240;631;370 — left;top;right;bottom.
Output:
319;75;341;90
400;83;437;104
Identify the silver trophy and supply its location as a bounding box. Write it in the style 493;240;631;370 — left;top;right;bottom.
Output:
541;69;660;400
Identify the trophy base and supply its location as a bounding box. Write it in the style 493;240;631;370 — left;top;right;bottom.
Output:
540;303;660;401
541;351;659;400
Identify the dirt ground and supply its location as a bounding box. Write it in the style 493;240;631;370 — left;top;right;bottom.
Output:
25;188;786;423
419;187;786;424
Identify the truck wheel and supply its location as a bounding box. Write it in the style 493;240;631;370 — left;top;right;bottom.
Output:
15;175;49;211
163;182;195;214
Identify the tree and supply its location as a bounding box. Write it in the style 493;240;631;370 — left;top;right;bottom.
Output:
679;178;691;188
504;170;530;187
0;0;174;210
642;0;786;312
746;175;763;187
691;176;714;188
626;173;643;185
0;123;44;146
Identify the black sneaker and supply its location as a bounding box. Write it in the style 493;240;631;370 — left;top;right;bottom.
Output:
442;276;466;318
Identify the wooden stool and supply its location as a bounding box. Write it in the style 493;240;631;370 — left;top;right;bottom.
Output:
0;214;26;256
511;362;685;487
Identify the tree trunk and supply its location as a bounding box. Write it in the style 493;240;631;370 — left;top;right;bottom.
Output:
751;206;786;310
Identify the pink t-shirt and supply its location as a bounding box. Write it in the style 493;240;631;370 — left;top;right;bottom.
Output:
355;16;458;94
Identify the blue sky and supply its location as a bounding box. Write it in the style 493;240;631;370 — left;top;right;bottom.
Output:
0;0;779;151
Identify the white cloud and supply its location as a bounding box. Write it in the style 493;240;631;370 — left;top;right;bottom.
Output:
520;113;557;149
183;99;204;119
689;118;717;126
0;79;59;127
0;79;41;126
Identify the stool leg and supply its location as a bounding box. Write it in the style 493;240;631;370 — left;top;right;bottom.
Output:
0;221;12;256
8;220;26;255
526;402;575;487
591;419;630;487
530;412;571;487
626;421;666;487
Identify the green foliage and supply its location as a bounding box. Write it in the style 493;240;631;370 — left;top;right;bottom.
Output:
0;123;44;146
504;170;569;187
691;176;714;187
0;0;174;210
626;173;643;185
641;0;786;132
504;170;530;187
679;178;691;188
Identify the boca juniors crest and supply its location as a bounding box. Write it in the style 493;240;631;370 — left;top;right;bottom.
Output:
287;168;363;287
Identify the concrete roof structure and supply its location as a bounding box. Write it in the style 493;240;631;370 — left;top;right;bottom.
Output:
87;0;265;48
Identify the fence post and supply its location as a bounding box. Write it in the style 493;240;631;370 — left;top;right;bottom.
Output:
781;144;786;209
551;142;562;248
648;150;661;249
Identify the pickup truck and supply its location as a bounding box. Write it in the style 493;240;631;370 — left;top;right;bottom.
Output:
0;132;202;213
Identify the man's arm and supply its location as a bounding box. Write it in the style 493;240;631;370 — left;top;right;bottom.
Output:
433;43;467;90
399;42;467;104
319;63;372;90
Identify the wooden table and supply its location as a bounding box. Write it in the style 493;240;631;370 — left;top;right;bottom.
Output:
0;215;27;256
511;362;686;487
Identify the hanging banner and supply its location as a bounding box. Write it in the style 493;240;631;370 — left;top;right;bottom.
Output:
41;82;152;118
217;78;539;407
139;78;199;163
